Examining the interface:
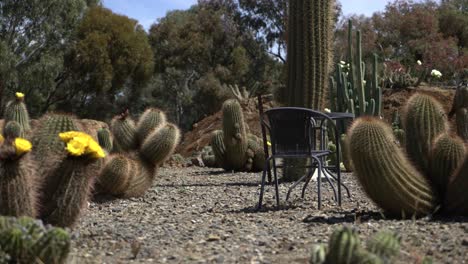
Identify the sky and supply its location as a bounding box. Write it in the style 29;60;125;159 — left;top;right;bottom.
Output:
102;0;404;30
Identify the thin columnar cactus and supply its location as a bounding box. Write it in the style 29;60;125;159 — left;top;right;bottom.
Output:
404;93;448;173
210;130;227;169
3;92;31;135
347;117;437;217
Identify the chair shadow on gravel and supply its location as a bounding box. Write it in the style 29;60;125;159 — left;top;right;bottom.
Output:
154;181;261;188
302;210;387;225
230;204;302;214
92;194;121;204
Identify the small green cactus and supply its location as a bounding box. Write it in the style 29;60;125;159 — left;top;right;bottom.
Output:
366;230;401;262
326;226;361;264
3;92;31;135
33;227;71;264
351;249;383;264
309;244;327;264
111;110;137;152
3;121;22;139
97;128;113;153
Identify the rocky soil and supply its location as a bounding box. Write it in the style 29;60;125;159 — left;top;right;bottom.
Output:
69;167;467;264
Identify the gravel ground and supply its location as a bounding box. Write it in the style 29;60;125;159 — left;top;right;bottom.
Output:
69;167;468;264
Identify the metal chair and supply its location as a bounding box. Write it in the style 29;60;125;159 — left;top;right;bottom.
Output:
257;107;341;210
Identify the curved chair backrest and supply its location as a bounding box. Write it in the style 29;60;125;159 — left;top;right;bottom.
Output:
263;107;334;156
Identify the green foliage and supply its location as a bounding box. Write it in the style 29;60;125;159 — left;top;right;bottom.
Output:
0;216;70;264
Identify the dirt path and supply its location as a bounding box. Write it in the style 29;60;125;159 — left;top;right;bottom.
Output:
69;167;467;263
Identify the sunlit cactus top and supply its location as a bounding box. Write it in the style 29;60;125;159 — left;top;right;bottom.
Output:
15;92;25;100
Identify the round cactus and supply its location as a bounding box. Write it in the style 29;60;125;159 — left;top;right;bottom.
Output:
347;117;437;217
326;226;361;264
97;155;132;196
403;93;448;173
3;121;23;139
140;123;180;166
309;244;327;264
429;134;466;198
136;108;166;144
33;227;70;264
111;111;137;152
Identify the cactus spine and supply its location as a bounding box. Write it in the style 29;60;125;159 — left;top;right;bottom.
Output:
3;93;31;135
136;108;166;143
140;123;180;166
97;154;131;196
110;111;137;152
347;117;437;217
404;94;448;173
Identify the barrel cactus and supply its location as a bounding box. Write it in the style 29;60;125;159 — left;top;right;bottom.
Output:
348;93;468;217
3;92;31;136
96;108;180;198
326;226;361;264
210;99;264;172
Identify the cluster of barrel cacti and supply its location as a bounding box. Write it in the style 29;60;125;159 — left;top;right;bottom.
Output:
347;92;468;217
309;226;402;264
0;91;180;233
96;108;180;197
0;216;70;264
210;99;264;172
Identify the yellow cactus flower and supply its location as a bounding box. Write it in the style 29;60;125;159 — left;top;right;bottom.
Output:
267;140;272;147
15;92;25;99
14;138;32;155
85;139;106;159
66;137;88;156
59;131;92;143
0;134;4;144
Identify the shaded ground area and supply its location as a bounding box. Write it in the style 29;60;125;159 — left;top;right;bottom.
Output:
70;167;467;263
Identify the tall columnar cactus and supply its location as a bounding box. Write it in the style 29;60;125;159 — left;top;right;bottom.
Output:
347;117;437;217
404;94;448;173
97;108;180;198
3;92;31;136
42;132;105;227
429;134;466;198
210;100;264;172
285;0;334;109
0;138;37;218
329;20;382;117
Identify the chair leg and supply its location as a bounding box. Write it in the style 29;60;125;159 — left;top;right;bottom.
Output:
317;162;322;210
301;167;315;199
273;159;280;208
257;158;271;211
286;169;311;201
322;169;338;202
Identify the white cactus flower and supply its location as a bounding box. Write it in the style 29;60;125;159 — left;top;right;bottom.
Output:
324;108;331;113
417;60;422;65
431;69;442;78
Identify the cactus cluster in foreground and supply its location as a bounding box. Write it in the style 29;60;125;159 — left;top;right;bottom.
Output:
309;226;402;264
0;216;70;264
210;99;264;172
347;93;468;217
